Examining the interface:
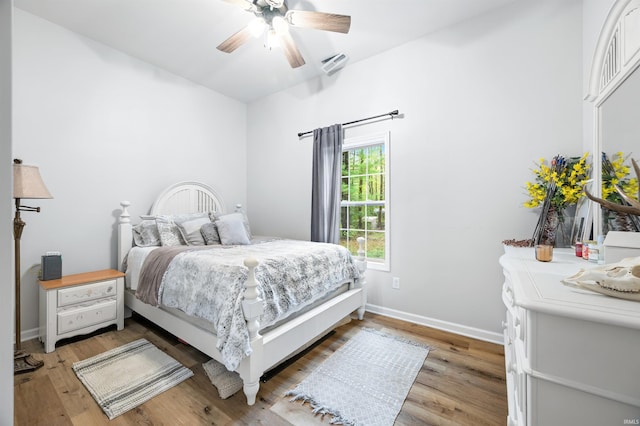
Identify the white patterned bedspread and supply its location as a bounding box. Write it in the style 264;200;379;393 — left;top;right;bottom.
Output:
149;240;361;371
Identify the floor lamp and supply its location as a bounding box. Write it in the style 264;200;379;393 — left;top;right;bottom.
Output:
13;159;52;373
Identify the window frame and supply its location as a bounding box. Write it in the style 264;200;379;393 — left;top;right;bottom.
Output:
340;131;390;271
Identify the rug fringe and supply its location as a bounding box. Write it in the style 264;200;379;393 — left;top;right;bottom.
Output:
362;327;432;350
285;391;354;425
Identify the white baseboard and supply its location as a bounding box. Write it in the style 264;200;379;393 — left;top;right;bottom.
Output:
365;303;504;345
21;327;39;345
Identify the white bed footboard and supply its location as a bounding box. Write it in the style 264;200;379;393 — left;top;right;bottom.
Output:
116;183;367;406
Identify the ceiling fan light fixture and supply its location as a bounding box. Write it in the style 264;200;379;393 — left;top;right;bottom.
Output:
248;17;267;38
266;29;280;49
272;16;288;34
219;0;351;68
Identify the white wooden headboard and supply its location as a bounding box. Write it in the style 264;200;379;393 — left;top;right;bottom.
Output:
150;181;226;216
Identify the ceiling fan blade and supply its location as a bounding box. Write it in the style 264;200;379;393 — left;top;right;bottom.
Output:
286;10;351;34
217;26;253;53
278;31;305;68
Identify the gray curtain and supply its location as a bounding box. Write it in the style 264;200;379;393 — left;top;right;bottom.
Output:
311;124;343;243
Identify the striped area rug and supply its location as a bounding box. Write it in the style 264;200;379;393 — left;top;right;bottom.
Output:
72;338;193;420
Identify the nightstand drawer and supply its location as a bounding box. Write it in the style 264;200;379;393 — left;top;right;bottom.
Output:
57;298;117;334
57;279;117;307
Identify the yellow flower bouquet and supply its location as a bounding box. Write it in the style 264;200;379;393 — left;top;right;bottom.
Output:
602;152;639;203
524;153;591;211
601;152;639;232
524;153;591;246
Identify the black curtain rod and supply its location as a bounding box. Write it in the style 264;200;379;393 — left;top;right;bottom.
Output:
297;110;399;138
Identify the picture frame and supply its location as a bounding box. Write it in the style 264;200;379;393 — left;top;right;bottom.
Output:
571;196;593;244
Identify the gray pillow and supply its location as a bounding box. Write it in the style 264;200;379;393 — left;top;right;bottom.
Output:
175;214;211;246
132;219;161;247
216;217;250;245
200;222;221;245
214;212;252;239
155;215;186;246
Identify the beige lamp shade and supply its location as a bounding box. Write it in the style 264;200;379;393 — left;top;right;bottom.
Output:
13;161;53;199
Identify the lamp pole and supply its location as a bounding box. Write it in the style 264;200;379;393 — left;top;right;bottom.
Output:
13;198;39;351
13;198;24;351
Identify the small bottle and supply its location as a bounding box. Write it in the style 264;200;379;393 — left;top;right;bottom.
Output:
588;243;599;263
597;235;605;264
582;241;590;260
575;241;583;257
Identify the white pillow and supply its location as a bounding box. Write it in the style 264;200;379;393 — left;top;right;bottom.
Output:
216;217;250;245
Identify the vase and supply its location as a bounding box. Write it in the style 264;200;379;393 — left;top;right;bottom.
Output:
537;205;573;248
538;206;559;246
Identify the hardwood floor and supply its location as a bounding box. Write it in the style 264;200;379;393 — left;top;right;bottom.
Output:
14;313;507;425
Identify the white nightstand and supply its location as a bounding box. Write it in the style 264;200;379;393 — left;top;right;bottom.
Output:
39;269;125;353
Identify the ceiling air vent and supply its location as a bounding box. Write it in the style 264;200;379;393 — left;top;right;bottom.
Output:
321;53;349;76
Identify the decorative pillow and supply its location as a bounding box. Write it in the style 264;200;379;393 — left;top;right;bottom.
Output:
200;222;221;245
216;217;250;245
215;212;252;239
174;214;211;246
132;219;161;247
155;215;186;246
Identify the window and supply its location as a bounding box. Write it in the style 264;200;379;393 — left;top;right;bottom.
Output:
340;132;390;270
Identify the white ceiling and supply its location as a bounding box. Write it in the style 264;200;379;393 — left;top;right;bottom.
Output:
15;0;517;103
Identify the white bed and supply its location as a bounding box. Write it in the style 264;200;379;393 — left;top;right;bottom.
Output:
117;181;367;405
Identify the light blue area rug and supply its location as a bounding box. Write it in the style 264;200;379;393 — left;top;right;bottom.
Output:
72;338;193;420
286;328;430;425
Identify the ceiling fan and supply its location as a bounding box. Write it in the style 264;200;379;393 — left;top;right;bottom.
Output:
217;0;351;68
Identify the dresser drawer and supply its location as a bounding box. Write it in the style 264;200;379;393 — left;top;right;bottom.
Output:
57;298;117;334
57;279;117;307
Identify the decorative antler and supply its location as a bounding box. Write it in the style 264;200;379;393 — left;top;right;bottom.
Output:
584;158;640;216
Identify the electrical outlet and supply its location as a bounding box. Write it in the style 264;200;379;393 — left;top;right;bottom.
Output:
392;277;400;289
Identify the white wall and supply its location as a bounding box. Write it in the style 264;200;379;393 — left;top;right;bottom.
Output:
12;9;248;339
1;1;13;423
247;1;585;340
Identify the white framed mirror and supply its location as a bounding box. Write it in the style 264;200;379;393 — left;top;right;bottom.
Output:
586;0;640;239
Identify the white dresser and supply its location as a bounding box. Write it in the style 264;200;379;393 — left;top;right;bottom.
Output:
501;248;640;426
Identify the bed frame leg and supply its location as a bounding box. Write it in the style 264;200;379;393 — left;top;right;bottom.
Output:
243;381;260;405
239;257;265;405
238;335;264;405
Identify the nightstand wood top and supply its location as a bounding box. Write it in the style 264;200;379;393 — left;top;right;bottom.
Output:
38;269;124;290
